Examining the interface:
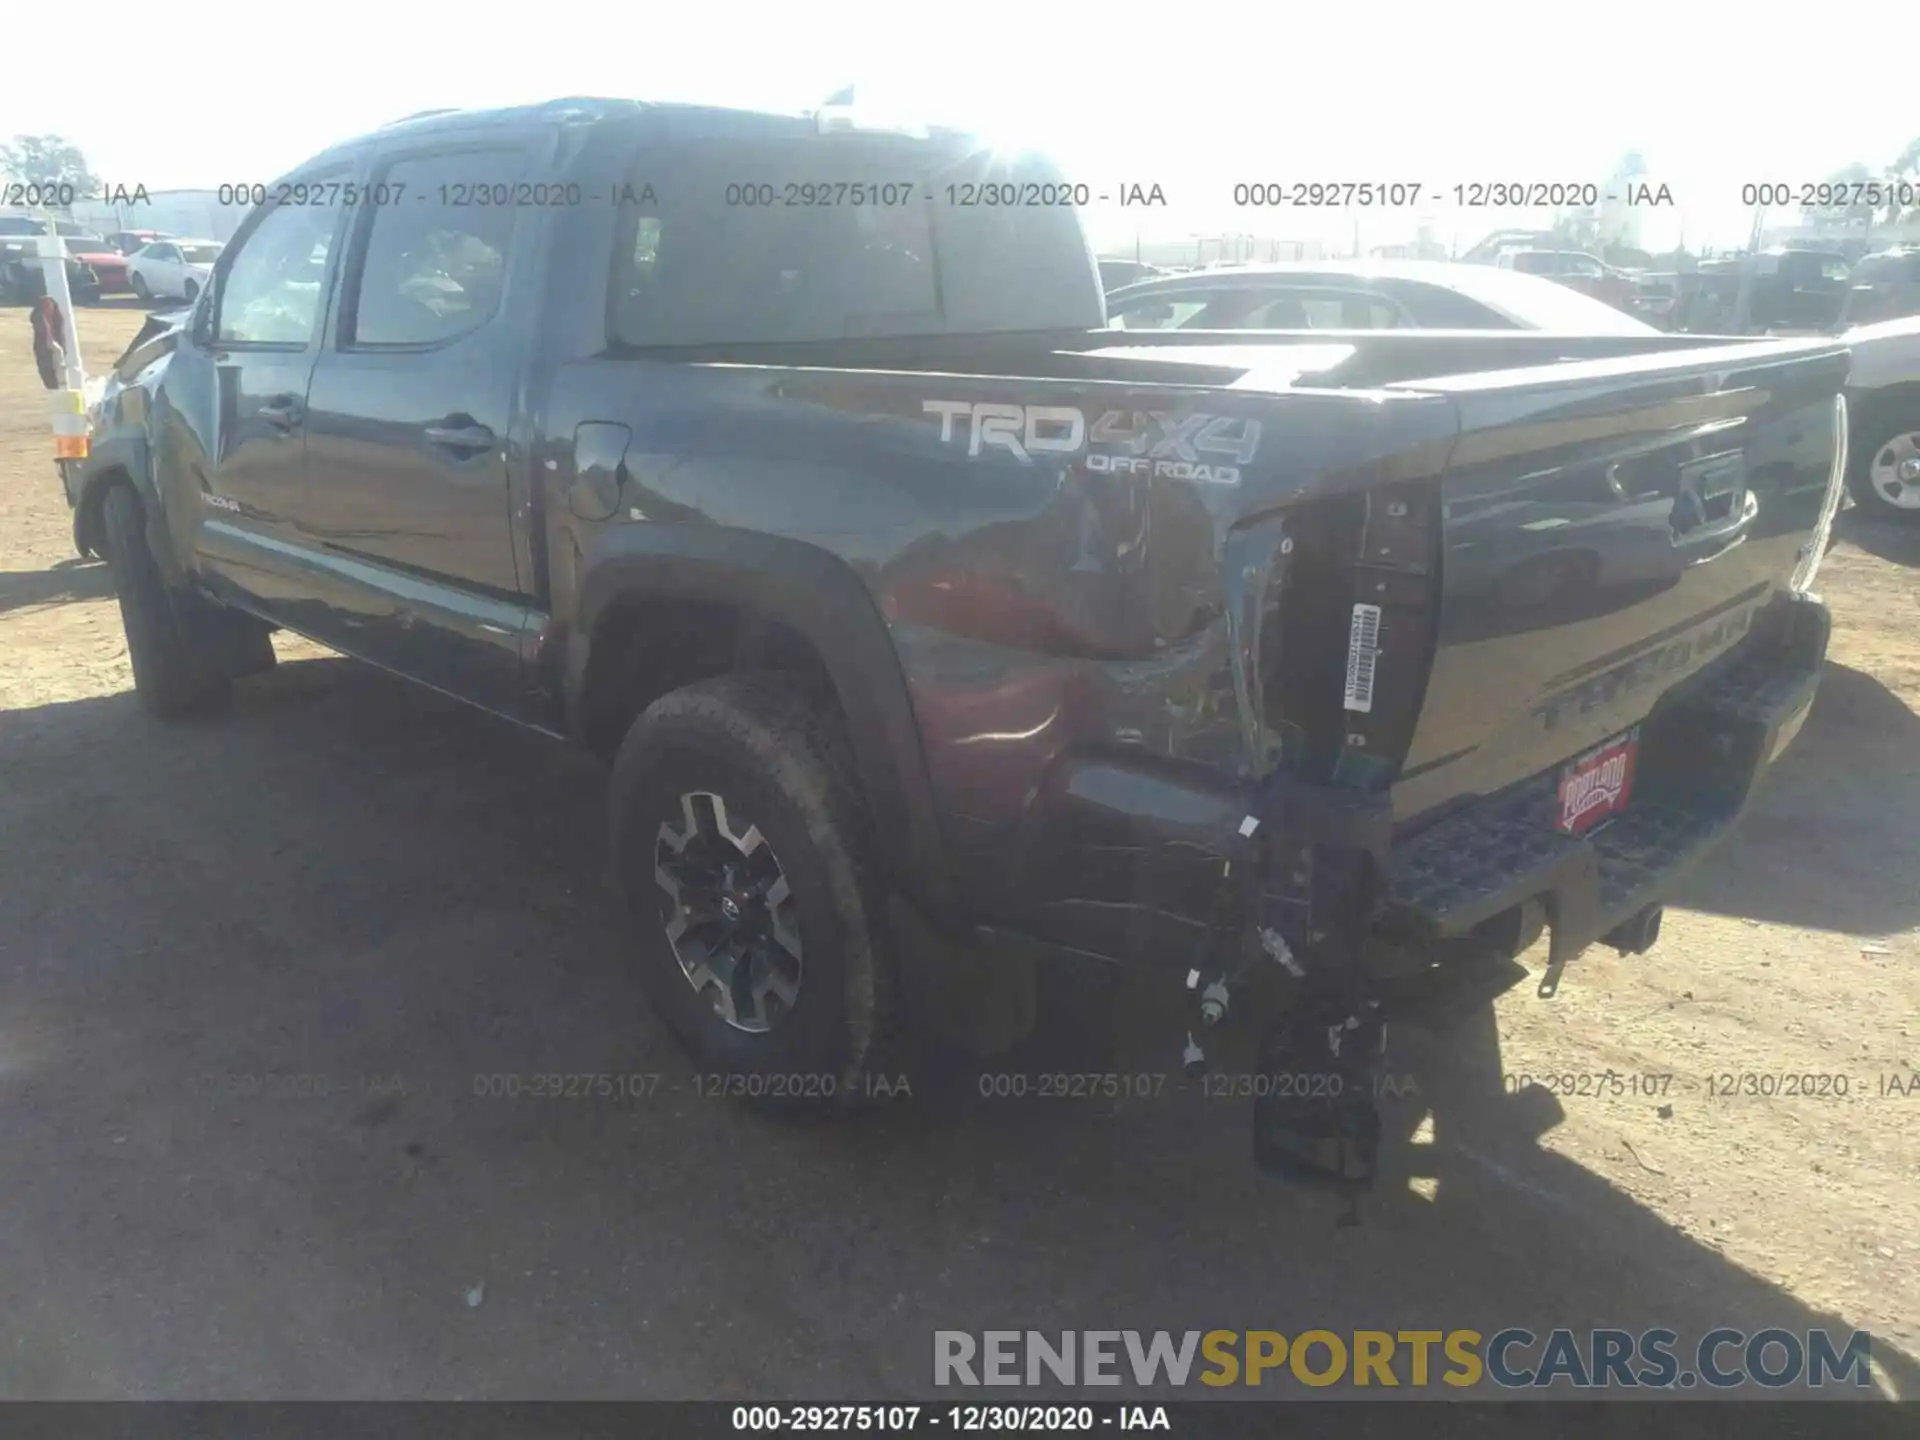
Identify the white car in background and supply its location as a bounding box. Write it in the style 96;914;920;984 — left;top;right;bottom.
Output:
127;238;223;302
1843;315;1920;526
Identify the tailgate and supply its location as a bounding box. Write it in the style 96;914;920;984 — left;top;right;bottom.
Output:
1391;338;1849;825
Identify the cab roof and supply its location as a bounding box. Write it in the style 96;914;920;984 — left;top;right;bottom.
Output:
302;96;978;173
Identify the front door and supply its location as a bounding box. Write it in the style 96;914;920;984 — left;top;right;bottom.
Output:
190;180;349;618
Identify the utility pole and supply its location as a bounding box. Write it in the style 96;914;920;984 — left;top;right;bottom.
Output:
1729;202;1767;334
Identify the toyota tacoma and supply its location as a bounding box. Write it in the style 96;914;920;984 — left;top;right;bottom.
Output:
65;97;1851;1191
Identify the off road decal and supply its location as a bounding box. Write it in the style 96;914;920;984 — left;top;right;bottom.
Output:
922;400;1260;486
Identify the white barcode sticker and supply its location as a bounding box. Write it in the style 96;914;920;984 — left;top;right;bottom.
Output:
1344;603;1382;713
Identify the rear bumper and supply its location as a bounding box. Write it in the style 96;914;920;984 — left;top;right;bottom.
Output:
1382;591;1827;966
999;592;1827;984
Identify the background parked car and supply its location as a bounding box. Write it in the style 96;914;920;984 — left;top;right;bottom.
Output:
1671;249;1852;335
1103;259;1660;334
127;238;223;302
1842;314;1920;527
0;213;106;302
1097;257;1168;292
66;232;132;295
1492;248;1639;314
1841;247;1920;328
1625;271;1680;325
105;228;174;256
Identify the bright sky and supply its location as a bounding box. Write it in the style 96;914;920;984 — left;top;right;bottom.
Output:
3;0;1913;255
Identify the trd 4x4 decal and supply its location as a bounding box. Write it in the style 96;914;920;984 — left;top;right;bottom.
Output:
922;400;1262;485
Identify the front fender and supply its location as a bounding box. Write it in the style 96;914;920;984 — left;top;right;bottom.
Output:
73;427;187;582
568;525;954;922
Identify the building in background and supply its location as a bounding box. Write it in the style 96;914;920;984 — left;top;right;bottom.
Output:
68;191;243;243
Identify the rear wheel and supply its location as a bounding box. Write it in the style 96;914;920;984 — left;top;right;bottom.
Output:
131;273;151;302
609;675;904;1110
1848;415;1920;524
183;278;200;302
101;485;230;717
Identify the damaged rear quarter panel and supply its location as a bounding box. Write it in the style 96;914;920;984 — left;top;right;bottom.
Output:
548;360;1456;949
872;383;1459;936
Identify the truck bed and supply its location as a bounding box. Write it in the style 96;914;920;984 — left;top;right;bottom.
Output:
544;329;1847;975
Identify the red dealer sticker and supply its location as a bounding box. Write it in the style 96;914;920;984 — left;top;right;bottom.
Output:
1557;726;1640;835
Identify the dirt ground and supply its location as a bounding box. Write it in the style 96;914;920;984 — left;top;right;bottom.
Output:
0;306;1916;1402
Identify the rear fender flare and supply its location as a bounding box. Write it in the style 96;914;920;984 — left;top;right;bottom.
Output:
568;526;954;922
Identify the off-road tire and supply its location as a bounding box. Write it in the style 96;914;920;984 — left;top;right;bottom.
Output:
101;484;230;717
609;674;905;1111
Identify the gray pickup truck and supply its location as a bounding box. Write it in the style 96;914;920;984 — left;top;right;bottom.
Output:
64;97;1850;1189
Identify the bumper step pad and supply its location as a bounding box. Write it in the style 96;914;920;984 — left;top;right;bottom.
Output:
1381;597;1826;964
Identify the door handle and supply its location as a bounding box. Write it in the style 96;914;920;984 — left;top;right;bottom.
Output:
258;396;303;431
425;420;496;456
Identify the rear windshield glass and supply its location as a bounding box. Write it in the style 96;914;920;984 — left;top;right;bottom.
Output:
608;137;1102;347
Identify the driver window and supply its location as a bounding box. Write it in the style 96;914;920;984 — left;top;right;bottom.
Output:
216;198;340;345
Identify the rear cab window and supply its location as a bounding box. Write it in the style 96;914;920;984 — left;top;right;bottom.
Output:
607;134;1102;347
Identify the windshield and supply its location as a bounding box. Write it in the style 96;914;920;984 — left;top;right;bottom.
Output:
180;244;223;264
1428;265;1657;333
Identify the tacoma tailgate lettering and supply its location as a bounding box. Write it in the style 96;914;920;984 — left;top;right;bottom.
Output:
1531;600;1757;732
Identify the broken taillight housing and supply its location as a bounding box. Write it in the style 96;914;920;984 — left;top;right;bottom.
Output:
1259;479;1445;793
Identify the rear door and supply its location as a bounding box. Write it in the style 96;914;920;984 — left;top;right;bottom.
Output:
294;139;539;716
